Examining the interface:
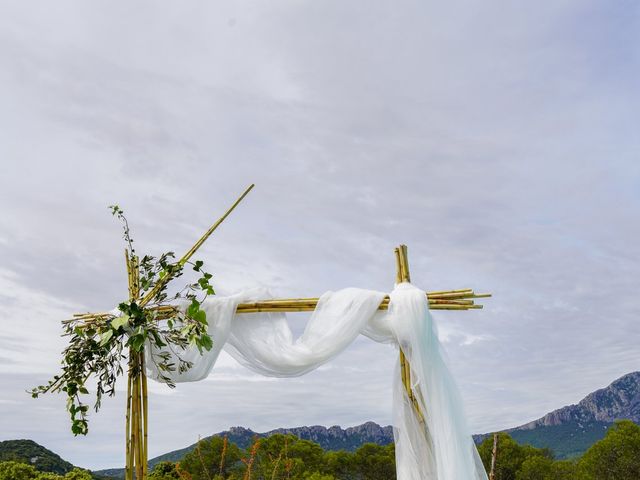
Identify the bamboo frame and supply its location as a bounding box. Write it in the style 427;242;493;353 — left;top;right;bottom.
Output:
64;186;491;479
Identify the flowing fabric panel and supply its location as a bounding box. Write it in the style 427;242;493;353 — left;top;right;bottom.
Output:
384;283;488;480
145;284;487;480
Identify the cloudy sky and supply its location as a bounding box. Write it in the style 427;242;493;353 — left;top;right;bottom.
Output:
1;0;639;470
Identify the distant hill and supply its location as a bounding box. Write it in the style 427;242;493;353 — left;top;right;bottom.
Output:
476;371;640;458
0;439;74;475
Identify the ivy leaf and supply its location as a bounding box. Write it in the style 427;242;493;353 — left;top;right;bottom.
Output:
111;315;130;331
187;299;200;318
199;334;213;351
99;330;114;346
195;310;207;325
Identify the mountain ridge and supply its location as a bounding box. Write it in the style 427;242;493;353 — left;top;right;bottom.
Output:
514;371;640;430
479;371;640;459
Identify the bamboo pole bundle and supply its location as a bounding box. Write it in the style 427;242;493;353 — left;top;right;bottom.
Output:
68;288;491;327
124;253;148;480
395;245;426;424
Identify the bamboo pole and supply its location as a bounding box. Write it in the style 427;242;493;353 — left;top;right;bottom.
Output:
136;366;147;480
124;253;147;479
130;356;137;480
132;363;141;479
125;359;133;480
124;252;134;480
139;184;254;309
394;245;426;424
69;301;482;323
69;288;491;326
141;354;148;479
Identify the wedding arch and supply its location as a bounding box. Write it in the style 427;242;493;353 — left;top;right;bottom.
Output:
35;185;491;480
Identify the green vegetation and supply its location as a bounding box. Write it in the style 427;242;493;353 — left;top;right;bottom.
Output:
3;420;639;479
153;420;640;480
0;462;92;480
478;420;640;480
147;434;396;480
577;420;640;479
509;420;613;459
0;440;73;475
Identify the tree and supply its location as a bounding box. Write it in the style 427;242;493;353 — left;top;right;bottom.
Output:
303;474;335;480
246;434;326;479
322;450;354;479
179;437;243;480
149;461;181;479
353;443;395;480
478;433;550;480
516;456;553;480
62;469;92;480
35;474;62;480
549;460;579;480
578;420;640;480
0;461;39;480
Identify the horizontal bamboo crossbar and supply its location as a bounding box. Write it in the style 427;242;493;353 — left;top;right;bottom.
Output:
68;289;491;326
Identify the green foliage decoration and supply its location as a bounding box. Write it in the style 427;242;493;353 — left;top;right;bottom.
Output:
30;206;216;436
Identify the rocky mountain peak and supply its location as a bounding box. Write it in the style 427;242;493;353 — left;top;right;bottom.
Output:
516;371;640;430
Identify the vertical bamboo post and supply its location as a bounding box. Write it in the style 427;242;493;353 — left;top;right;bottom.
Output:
125;253;147;479
394;245;425;423
124;252;134;480
489;433;498;480
142;356;148;478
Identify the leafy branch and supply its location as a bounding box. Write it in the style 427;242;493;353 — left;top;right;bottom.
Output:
31;206;216;435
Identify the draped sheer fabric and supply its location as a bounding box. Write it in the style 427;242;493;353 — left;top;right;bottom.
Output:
146;283;488;480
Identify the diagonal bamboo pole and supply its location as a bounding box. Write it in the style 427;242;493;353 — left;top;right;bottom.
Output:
138;184;255;309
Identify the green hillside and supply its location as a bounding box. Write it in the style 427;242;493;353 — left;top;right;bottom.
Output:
0;439;73;475
510;420;614;459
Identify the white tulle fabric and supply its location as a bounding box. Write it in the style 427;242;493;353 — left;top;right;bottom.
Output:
146;283;487;480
